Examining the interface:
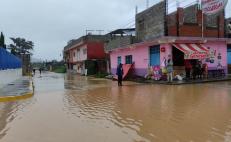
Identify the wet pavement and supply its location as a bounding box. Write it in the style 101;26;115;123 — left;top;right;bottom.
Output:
1;72;231;142
0;77;32;97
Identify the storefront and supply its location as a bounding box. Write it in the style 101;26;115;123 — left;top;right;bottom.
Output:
160;40;228;77
109;37;228;79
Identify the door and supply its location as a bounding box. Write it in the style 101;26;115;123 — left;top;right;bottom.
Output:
117;56;122;65
150;45;160;66
228;45;231;74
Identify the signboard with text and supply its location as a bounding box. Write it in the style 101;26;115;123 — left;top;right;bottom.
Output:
184;51;209;59
202;0;228;15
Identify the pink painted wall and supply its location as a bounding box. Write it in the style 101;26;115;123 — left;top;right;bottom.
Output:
203;41;227;70
160;44;172;67
110;46;149;76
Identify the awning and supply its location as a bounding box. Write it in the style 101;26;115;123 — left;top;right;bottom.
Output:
172;43;209;59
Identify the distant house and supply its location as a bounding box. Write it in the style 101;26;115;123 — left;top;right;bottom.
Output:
107;1;231;78
63;35;109;75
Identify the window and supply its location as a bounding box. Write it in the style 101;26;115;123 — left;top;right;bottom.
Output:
117;56;121;65
125;55;133;64
83;48;87;54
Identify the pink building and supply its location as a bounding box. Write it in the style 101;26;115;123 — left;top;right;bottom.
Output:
110;37;230;77
107;2;231;79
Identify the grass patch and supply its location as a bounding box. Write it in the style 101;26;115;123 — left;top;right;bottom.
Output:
94;72;109;78
52;66;66;73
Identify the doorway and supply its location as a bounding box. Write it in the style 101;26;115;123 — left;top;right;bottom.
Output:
150;45;160;66
228;45;231;74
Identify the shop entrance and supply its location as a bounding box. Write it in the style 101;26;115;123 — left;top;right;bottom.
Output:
228;44;231;74
172;46;185;75
172;46;184;66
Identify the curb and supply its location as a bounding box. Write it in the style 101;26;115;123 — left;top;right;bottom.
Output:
128;78;231;85
0;79;34;103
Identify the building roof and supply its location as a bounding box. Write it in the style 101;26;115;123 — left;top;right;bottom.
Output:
107;28;135;36
64;35;108;51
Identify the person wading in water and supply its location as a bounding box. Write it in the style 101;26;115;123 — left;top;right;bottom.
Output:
116;63;124;86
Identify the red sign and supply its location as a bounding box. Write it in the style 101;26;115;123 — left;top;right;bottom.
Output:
202;0;228;15
161;47;165;52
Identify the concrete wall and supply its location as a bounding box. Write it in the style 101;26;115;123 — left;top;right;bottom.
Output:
167;5;225;38
0;69;22;89
110;46;149;77
105;36;135;52
136;1;165;42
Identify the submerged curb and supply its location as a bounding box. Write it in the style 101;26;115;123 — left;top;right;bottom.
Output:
0;79;34;102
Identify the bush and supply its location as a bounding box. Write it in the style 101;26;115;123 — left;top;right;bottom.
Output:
94;72;108;78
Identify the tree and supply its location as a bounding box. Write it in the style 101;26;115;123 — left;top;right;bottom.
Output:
9;37;34;56
0;32;6;48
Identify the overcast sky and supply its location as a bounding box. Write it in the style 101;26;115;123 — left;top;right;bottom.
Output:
0;0;230;61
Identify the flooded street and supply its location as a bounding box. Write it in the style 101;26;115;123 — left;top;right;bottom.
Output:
1;72;231;141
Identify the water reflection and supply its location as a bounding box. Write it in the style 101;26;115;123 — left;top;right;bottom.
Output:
64;75;231;142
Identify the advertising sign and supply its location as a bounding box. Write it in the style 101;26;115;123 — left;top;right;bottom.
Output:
184;51;209;59
202;0;228;15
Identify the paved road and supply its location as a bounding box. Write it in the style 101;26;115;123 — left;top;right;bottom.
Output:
1;72;231;142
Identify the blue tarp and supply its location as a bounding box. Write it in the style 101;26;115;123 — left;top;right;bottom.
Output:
0;47;22;70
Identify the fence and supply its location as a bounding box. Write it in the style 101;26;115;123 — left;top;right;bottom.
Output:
0;48;22;70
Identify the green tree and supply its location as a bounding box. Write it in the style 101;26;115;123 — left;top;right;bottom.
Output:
9;37;34;55
0;32;6;48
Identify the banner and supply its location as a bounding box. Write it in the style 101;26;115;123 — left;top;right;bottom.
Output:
202;0;228;15
184;52;209;59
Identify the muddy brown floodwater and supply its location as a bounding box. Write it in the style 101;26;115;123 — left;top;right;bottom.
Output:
1;72;231;142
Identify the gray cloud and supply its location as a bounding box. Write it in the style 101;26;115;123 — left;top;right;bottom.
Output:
0;0;230;60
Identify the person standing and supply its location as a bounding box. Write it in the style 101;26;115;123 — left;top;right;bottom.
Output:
228;21;231;38
166;59;173;82
184;60;192;80
116;63;124;86
33;68;36;75
39;68;42;75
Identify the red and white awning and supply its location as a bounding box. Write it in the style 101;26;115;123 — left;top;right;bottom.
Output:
172;43;209;59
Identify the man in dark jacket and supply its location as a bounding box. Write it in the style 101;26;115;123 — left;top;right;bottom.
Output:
228;21;231;38
116;63;124;86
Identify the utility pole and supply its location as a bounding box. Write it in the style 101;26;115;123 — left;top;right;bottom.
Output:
164;0;168;36
146;0;149;9
135;6;138;14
